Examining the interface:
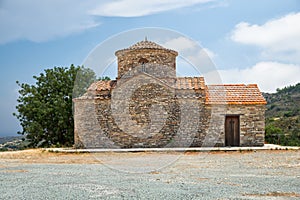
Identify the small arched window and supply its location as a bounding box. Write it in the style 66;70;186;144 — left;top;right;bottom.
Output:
138;58;149;65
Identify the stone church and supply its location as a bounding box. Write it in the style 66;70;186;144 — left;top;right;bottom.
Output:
74;39;266;148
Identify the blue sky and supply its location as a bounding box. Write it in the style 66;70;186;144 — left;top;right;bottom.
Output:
0;0;299;137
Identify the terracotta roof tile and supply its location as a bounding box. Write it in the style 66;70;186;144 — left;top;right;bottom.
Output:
88;80;117;91
206;84;267;105
87;80;266;105
128;40;166;50
176;77;205;90
115;39;178;56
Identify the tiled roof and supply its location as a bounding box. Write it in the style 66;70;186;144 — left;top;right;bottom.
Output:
205;84;267;105
88;80;117;91
176;77;205;90
128;40;166;50
88;77;205;91
87;80;266;105
89;77;206;91
115;39;178;55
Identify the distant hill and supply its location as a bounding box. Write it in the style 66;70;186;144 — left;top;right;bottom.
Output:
263;83;300;117
263;83;300;146
0;136;27;151
0;136;24;144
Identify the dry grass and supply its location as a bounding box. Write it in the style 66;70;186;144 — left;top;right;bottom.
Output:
0;148;298;165
0;149;100;164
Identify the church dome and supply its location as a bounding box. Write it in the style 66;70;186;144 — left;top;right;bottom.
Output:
115;38;178;79
115;39;178;56
128;40;166;50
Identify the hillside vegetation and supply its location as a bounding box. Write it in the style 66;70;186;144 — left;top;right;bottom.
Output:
263;83;300;146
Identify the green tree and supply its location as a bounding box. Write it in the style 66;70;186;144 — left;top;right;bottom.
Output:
98;76;111;81
265;124;284;144
14;65;96;147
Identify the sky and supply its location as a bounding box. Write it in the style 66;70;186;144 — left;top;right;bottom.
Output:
0;0;299;137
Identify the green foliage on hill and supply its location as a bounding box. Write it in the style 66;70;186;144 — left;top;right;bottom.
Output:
14;65;96;147
263;83;300;146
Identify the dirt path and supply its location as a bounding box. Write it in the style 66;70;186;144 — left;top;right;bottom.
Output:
0;149;100;164
0;149;299;199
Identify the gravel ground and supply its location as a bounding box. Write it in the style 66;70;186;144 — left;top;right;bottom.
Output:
0;149;299;199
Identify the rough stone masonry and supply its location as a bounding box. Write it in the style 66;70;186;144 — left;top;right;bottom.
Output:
73;39;266;148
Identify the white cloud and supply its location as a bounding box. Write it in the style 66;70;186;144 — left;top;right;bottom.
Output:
186;48;216;72
162;36;216;58
205;62;300;93
89;0;213;17
0;0;216;44
0;0;100;44
231;12;300;63
163;37;197;52
162;37;216;75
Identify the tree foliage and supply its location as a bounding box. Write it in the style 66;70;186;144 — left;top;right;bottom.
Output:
14;65;96;147
98;76;111;81
265;124;283;145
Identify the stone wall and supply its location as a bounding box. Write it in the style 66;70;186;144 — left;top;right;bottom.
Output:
74;92;265;148
116;49;177;79
74;99;118;148
74;86;206;148
229;104;265;146
202;104;266;147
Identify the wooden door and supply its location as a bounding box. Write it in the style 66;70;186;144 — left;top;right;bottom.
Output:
225;116;240;146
